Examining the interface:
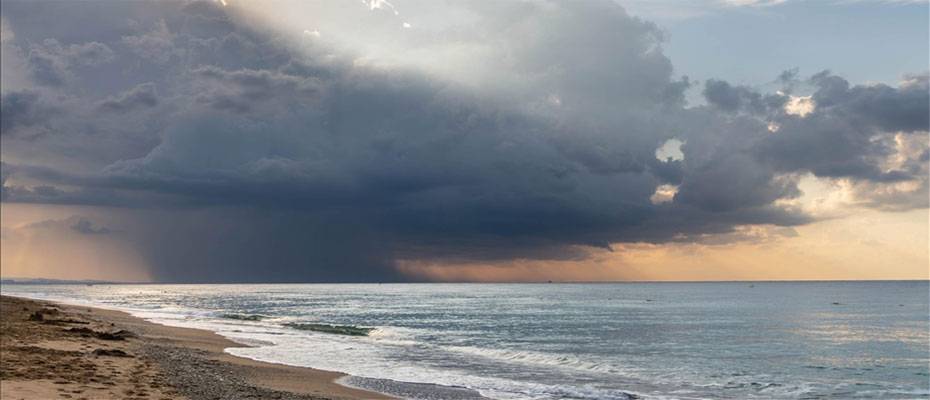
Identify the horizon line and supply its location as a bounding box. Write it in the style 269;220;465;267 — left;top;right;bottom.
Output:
2;277;928;285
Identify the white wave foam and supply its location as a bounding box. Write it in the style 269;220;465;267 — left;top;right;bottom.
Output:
444;345;626;375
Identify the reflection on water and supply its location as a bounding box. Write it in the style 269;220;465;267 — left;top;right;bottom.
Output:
3;281;928;399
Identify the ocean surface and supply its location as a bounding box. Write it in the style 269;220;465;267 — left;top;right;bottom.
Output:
2;282;928;399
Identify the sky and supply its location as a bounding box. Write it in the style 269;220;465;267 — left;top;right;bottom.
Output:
0;0;927;283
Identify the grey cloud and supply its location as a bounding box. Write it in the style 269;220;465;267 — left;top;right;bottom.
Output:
0;0;926;282
776;68;801;88
648;158;684;185
0;90;54;138
702;79;786;114
676;154;802;212
15;215;110;235
70;218;112;235
703;79;763;112
756;72;929;182
25;39;114;86
811;71;929;133
122;20;181;64
26;47;66;86
62;41;115;67
852;179;929;211
98;83;159;113
193;66;321;113
1;182;115;206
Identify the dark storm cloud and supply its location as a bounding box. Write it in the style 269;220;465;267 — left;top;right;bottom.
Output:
702;79;786;114
754;71;929;182
1;0;926;282
810;71;929;133
703;79;762;112
127;208;403;283
0;90;54;138
675;154;802;212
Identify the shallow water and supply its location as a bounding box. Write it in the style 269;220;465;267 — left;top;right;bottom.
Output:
4;281;928;399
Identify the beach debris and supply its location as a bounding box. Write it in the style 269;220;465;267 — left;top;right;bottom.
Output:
41;318;90;325
98;329;136;341
92;348;133;357
27;307;61;321
64;327;136;340
64;327;95;336
24;304;88;325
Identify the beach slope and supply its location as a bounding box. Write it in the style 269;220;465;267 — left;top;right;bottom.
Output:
0;295;389;400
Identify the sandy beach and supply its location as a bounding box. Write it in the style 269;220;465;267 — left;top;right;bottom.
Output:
0;295;391;400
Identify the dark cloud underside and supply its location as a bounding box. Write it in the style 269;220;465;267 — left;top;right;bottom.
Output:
1;0;926;282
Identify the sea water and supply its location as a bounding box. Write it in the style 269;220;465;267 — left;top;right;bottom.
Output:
3;282;928;399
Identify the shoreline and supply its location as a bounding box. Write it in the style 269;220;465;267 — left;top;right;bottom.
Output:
0;295;393;399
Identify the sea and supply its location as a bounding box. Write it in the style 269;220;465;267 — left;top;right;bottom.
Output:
2;281;928;399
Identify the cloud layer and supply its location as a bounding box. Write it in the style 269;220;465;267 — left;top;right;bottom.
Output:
1;0;926;282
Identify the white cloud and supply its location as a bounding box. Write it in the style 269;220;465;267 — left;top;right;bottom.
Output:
655;139;685;161
650;184;679;204
784;95;814;117
365;0;399;15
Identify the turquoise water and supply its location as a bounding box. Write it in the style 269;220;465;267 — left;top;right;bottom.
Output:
3;282;928;399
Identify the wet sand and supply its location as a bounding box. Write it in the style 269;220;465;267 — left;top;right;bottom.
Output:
0;295;391;400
